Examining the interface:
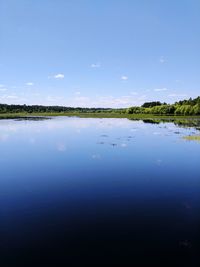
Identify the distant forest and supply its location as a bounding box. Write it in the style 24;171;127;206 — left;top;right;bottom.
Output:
0;96;200;115
0;104;113;114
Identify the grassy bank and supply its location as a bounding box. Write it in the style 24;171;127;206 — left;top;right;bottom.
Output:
1;112;200;120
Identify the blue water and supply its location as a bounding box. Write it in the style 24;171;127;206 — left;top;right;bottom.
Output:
0;117;200;266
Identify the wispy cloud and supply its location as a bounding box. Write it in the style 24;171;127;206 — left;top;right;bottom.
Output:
175;79;184;84
75;91;81;95
121;76;128;81
48;73;65;79
0;94;27;104
6;95;19;99
154;88;168;92
61;92;150;108
91;63;101;68
159;56;166;64
130;91;138;95
168;93;187;97
72;96;91;106
54;73;64;79
26;82;34;86
0;88;7;92
0;84;5;88
46;95;64;102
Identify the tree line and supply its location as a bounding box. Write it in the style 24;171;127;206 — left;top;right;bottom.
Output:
0;96;200;115
0;104;113;114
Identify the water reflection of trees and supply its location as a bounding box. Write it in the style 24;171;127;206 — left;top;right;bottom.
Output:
129;118;200;131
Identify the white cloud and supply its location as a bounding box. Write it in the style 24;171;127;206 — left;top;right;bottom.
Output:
0;88;7;92
6;95;18;99
53;73;65;79
0;94;23;100
72;96;91;106
130;91;138;95
0;94;27;104
75;91;81;95
138;94;147;100
46;95;64;102
91;63;101;68
159;56;166;64
32;93;40;97
88;95;146;108
121;76;128;81
26;82;34;86
0;84;5;88
154;88;168;92
168;94;187;97
175;79;184;84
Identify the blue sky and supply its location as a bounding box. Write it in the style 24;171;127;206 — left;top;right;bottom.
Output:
0;0;200;108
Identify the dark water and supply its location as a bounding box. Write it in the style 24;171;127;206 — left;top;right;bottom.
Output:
0;117;200;266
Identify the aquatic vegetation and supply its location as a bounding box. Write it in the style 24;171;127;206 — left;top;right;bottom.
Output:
183;135;200;142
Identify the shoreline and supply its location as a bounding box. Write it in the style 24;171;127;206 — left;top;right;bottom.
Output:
0;112;200;120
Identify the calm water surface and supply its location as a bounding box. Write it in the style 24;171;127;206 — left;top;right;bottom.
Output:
0;117;200;266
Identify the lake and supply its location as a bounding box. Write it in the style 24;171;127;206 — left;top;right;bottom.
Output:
0;117;200;266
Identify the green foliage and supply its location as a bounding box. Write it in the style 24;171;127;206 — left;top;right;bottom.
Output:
141;101;166;108
127;97;200;116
